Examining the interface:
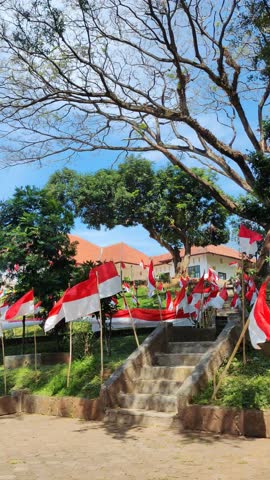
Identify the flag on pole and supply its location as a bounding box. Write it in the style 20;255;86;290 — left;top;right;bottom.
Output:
122;282;131;293
89;261;122;299
44;292;68;333
147;260;156;297
165;291;173;310
205;268;219;284
238;224;263;256
5;290;34;321
173;287;188;313
248;280;270;349
63;277;100;323
231;292;241;309
205;285;228;310
139;259;148;269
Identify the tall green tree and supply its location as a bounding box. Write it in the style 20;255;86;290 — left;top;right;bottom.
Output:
0;1;269;269
0;186;77;311
47;159;230;274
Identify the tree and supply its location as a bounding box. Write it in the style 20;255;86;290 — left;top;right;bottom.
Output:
0;186;77;311
47;158;230;274
0;1;269;269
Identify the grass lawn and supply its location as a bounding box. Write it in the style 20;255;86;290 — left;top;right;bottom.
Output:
0;333;148;399
193;347;270;409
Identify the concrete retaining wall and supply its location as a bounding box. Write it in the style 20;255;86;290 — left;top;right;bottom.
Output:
5;352;70;369
181;404;270;438
0;391;104;421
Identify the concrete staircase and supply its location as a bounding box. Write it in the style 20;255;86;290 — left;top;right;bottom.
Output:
104;328;216;427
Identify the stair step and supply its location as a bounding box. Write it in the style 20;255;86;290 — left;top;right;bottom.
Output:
140;365;194;381
118;392;177;412
155;353;203;366
135;379;182;395
168;341;214;353
172;326;216;341
105;408;183;428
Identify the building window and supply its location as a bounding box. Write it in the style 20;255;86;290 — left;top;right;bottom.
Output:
188;265;201;278
218;272;227;280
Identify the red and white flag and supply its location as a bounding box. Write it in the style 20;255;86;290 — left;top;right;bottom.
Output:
231;292;241;309
238;224;263;256
205;285;228;310
166;291;173;311
139;259;148;270
245;278;258;306
122;282;131;293
147;260;156;297
89;261;121;299
205;268;219;284
179;276;189;288
44;292;68;333
63;277;100;323
5;290;34;321
248;280;270;349
173;287;188;313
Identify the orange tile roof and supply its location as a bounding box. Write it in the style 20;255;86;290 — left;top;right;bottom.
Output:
101;242;150;265
68;234;101;264
68;236;150;265
152;244;242;265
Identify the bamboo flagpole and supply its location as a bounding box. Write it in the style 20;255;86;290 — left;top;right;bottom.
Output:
96;271;104;381
67;321;73;387
123;293;140;348
0;319;7;395
241;253;247;365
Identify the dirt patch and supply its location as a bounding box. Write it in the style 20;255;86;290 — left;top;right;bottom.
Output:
0;414;269;480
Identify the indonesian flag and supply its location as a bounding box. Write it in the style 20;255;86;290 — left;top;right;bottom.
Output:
34;301;42;314
0;301;10;319
147;260;156;297
156;282;163;292
229;261;239;267
122;282;131;293
121;262;126;269
205;285;228;310
63;277;100;323
139;259;148;269
44;292;68;333
245;280;258;306
248;280;270;349
5;290;34;321
205;268;219;284
238;224;263;256
231;292;241;309
166;291;173;311
173;287;188;313
179;276;189;288
89;261;121;299
190;276;205;305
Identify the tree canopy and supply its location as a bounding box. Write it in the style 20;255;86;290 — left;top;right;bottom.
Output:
47;158;230;274
0;186;76;310
0;0;269;268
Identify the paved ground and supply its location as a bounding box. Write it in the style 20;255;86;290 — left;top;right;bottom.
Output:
0;414;270;480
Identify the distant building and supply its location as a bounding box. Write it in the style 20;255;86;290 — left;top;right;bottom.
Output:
152;245;243;282
69;234;242;282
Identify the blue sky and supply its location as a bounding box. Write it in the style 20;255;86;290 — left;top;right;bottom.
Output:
0;150;170;256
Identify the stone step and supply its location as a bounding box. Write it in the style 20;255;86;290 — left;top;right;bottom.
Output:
135;379;182;395
140;365;194;381
168;341;214;353
171;326;216;341
118;392;177;412
105;407;183;428
155;353;204;366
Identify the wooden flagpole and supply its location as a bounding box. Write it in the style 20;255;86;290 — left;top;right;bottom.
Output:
67;321;73;387
0;327;7;395
241;253;247;365
96;272;104;381
123;292;140;348
211;318;250;400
